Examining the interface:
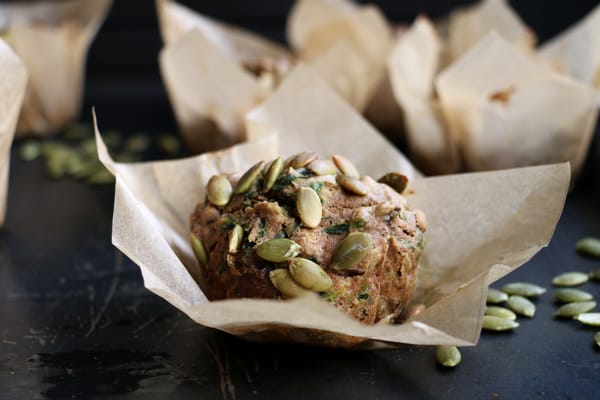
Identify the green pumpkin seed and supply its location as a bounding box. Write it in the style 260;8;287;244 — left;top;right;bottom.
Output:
332;154;359;178
553;288;594;303
436;346;461;367
263;157;283;192
378;172;408;194
288;151;317;169
485;306;517;321
269;268;312;298
86;168;115;185
332;232;373;270
124;134;150;153
228;225;244;254
575;237;600;258
256;238;301;262
308;159;338;175
207;175;233;206
288;258;332;292
552;272;589;287
20;140;41;161
588;269;600;281
487;288;509;304
235;161;265;194
190;233;208;266
595;332;600;348
554;301;596;318
501;282;547;298
482;315;519;331
573;313;600;326
336;175;368;196
157;135;181;156
297;186;322;228
506;295;536;318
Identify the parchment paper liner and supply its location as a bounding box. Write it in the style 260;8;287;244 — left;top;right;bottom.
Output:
157;0;391;153
94;65;570;348
0;0;111;136
0;40;27;225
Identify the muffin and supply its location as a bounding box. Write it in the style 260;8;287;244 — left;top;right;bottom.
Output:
190;152;426;325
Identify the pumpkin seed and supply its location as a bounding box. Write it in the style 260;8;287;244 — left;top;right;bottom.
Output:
235;161;264;194
288;258;332;292
308;159;338;175
552;272;589;287
332;154;359;178
124;134;150;153
86;168;115;185
190;233;208;266
332;232;373;270
263;157;283;192
553;288;594;303
288;151;317;169
573;313;600;326
297;186;322;228
553;301;596;318
269;268;312;298
436;346;461;368
575;237;600;258
256;238;301;262
207;175;233;206
595;332;600;348
378;172;408;194
482;315;519;331
506;295;536;318
501;282;547;298
589;270;600;281
157;135;180;156
487;288;509;304
485;306;517;321
20;140;41;161
228;225;244;254
336;175;368;196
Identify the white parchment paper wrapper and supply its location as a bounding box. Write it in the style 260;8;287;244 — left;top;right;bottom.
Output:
94;65;570;348
0;40;27;225
0;0;111;136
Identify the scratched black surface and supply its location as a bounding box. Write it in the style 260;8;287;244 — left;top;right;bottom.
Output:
1;1;600;399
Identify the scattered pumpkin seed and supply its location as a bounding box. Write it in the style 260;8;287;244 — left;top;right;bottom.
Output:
228;225;243;254
436;346;461;368
288;257;332;292
589;270;600;281
124;133;150;153
256;238;301;262
595;332;600;348
269;268;312;298
308;159;338;175
552;272;589;287
501;282;547;298
554;301;596;318
332;154;359;178
235;161;264;194
263;156;283;192
553;288;594;303
288;151;317;169
86;168;115;185
297;186;322;228
487;288;509;304
482;315;519;331
207;175;233;206
378;172;408;194
575;237;600;258
573;313;600;327
336;175;368;196
506;295;536;318
157;135;180;156
332;232;373;270
19;140;41;161
190;233;208;266
485;306;517;321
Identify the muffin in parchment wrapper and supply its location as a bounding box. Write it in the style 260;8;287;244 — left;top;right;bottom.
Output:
0;40;27;226
94;65;569;348
0;0;112;136
156;0;392;154
386;1;599;178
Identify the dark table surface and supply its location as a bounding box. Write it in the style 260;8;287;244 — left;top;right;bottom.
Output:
2;1;600;399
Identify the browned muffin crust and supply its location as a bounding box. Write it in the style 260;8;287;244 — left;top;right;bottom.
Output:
191;155;426;325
